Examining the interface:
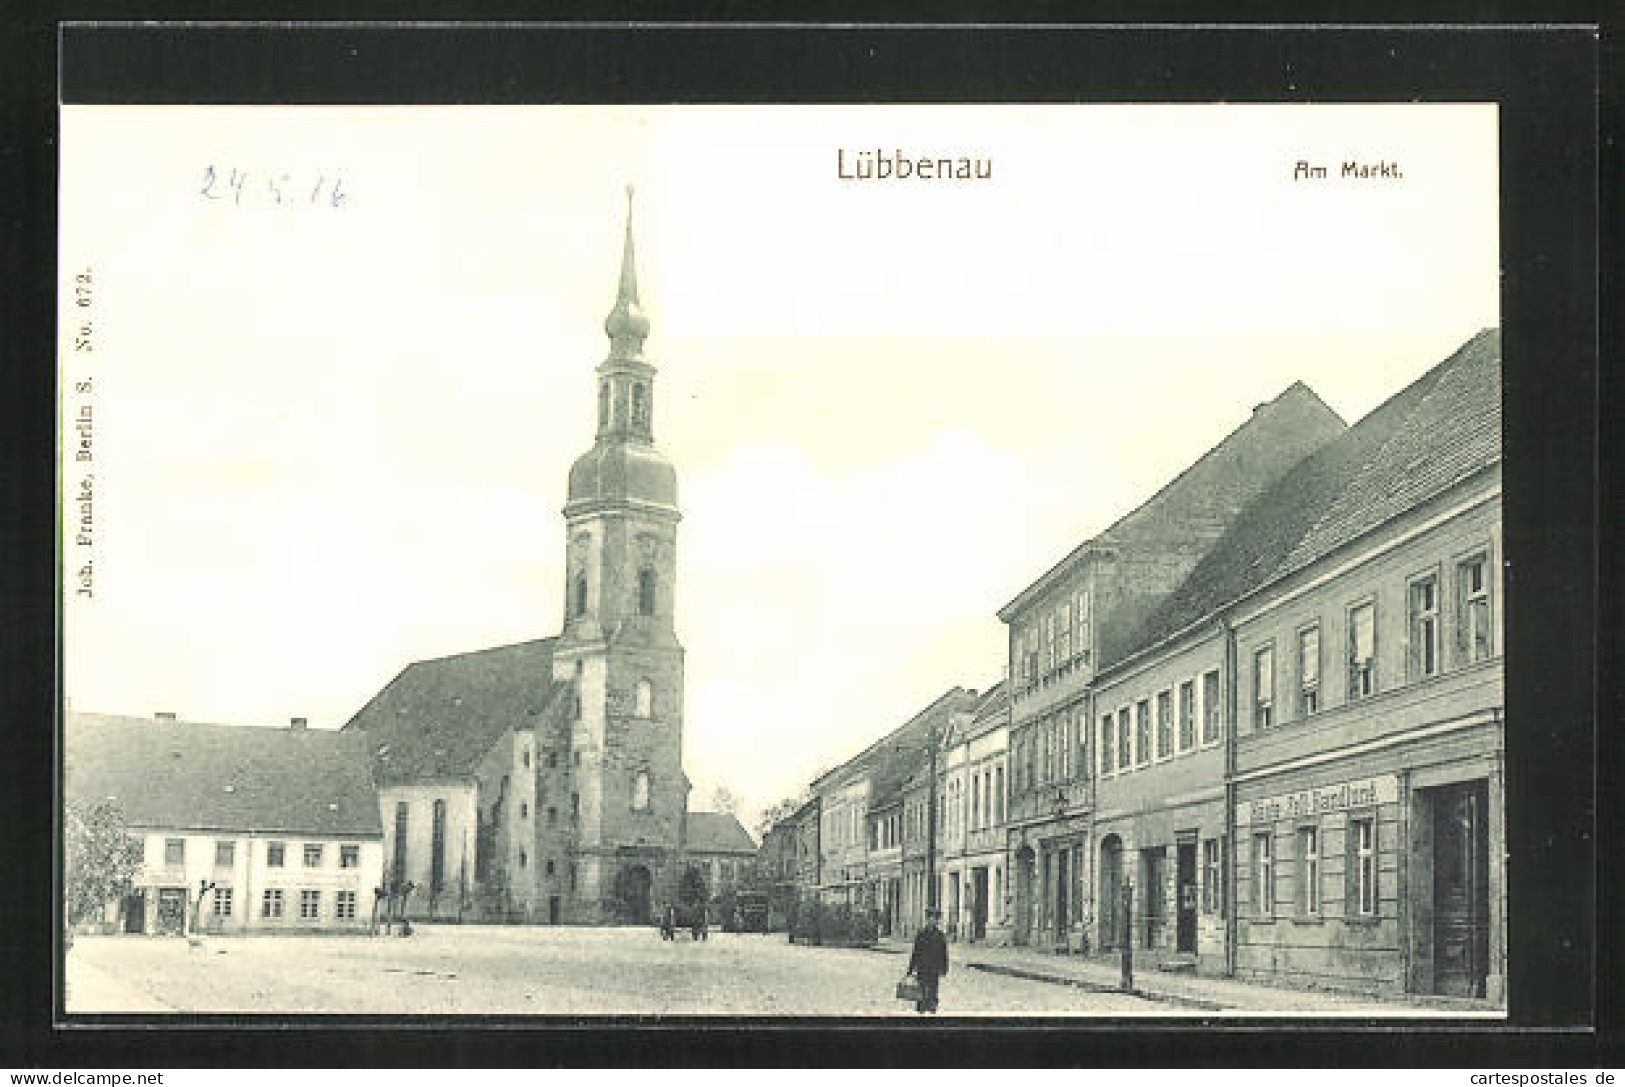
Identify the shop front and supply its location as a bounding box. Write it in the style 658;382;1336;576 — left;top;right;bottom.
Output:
1232;715;1504;1001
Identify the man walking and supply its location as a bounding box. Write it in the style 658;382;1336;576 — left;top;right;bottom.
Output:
907;907;949;1014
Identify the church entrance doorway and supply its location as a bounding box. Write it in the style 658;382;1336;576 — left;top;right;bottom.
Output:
615;865;653;925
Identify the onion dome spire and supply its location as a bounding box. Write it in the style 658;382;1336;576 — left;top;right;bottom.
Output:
604;185;649;361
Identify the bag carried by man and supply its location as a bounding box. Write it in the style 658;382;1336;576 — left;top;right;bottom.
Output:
895;975;923;1002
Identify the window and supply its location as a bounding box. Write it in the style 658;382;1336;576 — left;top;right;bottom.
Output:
632;771;650;811
1253;646;1275;729
1099;714;1115;774
261;888;286;918
1410;574;1440;679
1350;818;1376;916
1202;838;1223;915
1075;590;1092;656
522;748;531;768
1057;601;1072;662
340;844;359;869
215;840;235;868
1178;681;1196;752
1135;701;1151;767
635;678;653;718
1458;554;1492;662
1298;827;1320;916
598;381;609;426
1348;602;1376;699
970;772;981;827
304;843;323;868
632;382;647;426
546;859;556;876
994;766;1005;822
267;841;285;868
546;751;557;769
519;801;529;820
571;793;580;821
547;806;558;826
519;850;528;868
1156;690;1174;758
1298;625;1321;716
638;568;657;617
212;886;233;918
429;798;446;892
164;838;185;865
335;890;357;921
573;573;588;617
392;801;409;882
1253;833;1273;916
1117;708;1132;771
300;889;321;920
1201;670;1221;744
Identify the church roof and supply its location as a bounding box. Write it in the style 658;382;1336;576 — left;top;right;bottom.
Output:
1116;328;1501;665
343;637;569;784
64;712;382;838
686;810;758;855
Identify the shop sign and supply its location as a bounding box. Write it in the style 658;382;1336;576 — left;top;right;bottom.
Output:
1238;774;1398;825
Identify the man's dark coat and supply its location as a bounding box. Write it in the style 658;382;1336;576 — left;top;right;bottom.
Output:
908;925;949;979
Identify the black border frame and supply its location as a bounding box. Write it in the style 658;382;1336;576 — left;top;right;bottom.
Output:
2;16;1605;1067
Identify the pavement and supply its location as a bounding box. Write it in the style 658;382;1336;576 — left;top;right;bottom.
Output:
871;937;1501;1018
62;926;1498;1018
63;927;1147;1017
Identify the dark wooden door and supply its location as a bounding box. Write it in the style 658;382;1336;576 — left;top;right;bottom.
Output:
1176;843;1198;954
1099;841;1122;950
123;892;145;933
1433;781;1490;996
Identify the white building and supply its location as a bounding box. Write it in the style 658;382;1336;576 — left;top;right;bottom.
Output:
65;712;384;934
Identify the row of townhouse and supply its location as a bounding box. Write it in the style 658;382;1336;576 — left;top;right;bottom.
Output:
771;329;1504;1002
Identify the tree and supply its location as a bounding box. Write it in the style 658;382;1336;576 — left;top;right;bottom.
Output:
756;792;808;839
710;786;739;815
64;800;143;930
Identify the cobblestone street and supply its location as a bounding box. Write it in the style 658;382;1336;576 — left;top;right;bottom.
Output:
66;927;1152;1017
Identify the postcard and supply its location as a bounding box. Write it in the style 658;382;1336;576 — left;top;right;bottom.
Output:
60;101;1506;1019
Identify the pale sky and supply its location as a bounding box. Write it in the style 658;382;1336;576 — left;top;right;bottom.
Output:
59;104;1499;831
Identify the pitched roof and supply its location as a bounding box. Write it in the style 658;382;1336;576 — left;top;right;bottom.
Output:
1118;329;1501;663
685;810;757;854
999;381;1348;621
64;713;382;838
343;638;569;784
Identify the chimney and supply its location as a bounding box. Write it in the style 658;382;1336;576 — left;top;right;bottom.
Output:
154;711;177;723
289;717;308;731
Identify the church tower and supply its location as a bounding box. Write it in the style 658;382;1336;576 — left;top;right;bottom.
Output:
552;189;688;923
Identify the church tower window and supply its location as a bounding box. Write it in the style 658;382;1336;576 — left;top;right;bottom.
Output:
638;568;657;616
598;381;609;427
574;573;588;617
635;679;653;718
632;382;647;427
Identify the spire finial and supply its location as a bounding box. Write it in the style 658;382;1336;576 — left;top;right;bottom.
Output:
605;184;648;358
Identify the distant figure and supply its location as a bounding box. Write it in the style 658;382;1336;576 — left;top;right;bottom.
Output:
907;908;949;1014
692;903;709;942
661;904;677;941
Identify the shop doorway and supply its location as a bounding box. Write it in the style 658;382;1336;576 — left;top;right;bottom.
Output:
155;887;187;935
122;891;146;934
1054;849;1070;943
1432;780;1490;997
1142;848;1166;950
971;867;989;940
1013;846;1035;946
1176;841;1199;954
548;895;561;924
1099;835;1123;950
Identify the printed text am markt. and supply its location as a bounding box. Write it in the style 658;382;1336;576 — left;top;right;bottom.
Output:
1293;160;1403;181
